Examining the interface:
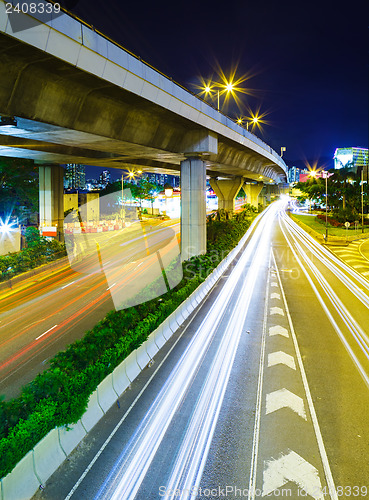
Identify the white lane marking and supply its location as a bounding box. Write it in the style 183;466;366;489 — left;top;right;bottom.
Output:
266;388;306;420
262;450;324;499
270;307;284;316
36;325;58;340
61;281;76;289
268;351;296;370
270;292;281;299
247;250;271;500
106;283;116;290
272;249;338;499
271;282;278;287
269;325;289;337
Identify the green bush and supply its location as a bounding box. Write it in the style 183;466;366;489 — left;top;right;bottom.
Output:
0;208;256;478
0;233;66;282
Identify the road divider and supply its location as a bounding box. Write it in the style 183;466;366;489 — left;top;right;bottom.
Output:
97;374;119;413
58;421;87;457
80;391;104;433
33;428;67;485
0;450;39;500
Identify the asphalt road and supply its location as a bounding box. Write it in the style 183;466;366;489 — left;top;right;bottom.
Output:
32;201;369;500
0;218;180;399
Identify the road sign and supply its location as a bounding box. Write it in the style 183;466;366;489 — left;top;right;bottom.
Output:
344;221;350;228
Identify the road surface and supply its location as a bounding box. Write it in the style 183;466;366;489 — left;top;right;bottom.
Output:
0;219;180;398
32;201;369;499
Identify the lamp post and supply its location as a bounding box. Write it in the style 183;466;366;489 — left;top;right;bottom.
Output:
322;171;334;241
121;173;125;226
236;116;259;131
203;80;238;111
164;183;173;216
361;168;364;233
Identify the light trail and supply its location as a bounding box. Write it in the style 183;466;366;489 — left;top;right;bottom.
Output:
90;202;281;500
279;210;369;389
165;210;274;499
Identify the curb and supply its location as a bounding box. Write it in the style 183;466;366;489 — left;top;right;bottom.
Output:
0;215;257;500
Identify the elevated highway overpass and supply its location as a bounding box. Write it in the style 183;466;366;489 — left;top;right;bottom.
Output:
0;1;287;258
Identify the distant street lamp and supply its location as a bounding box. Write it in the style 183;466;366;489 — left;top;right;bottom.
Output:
322;170;334;241
121;174;125;226
164;183;173;216
280;147;286;158
361;168;364;233
237;116;259;131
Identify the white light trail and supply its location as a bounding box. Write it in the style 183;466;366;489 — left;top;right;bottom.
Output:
279;212;369;388
93;202;281;500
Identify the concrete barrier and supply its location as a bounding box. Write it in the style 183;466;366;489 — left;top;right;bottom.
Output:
124;351;141;382
33;428;66;485
80;390;104;432
168;310;180;334
97;374;118;413
145;330;159;359
174;302;187;325
58;421;87;457
162;318;174;341
153;324;167;349
112;360;130;396
1;450;39;500
135;343;151;370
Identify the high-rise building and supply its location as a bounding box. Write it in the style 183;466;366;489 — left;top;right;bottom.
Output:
100;169;111;187
333;147;368;175
64;164;86;190
287;166;300;183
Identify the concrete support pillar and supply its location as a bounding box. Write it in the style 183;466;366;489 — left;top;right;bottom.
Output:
209;177;244;212
244;182;264;208
266;185;272;203
39;165;64;239
180;157;206;261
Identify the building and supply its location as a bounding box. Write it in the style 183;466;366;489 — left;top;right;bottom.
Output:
287;166;300;184
99;169;111;187
142;172;180;188
333;147;368;177
64;164;86;190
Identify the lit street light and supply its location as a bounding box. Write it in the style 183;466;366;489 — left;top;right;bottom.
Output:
202;79;241;111
236;116;259;131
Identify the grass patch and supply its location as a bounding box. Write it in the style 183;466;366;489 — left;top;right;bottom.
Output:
291;213;368;239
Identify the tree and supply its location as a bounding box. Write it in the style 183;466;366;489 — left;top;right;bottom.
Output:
0;157;38;222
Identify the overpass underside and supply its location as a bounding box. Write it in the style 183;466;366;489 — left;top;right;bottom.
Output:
0;28;286;259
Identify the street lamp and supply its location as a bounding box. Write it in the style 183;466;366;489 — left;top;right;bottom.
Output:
202;79;240;111
361;168;364;233
164;183;173;216
322;171;334;241
121;173;125;226
236;116;259;131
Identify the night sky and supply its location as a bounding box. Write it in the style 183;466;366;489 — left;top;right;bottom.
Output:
65;0;368;171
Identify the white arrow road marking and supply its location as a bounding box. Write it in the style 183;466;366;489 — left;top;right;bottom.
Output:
269;325;289;337
270;307;284;316
262;450;324;499
266;388;306;420
268;351;296;370
270;292;281;299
